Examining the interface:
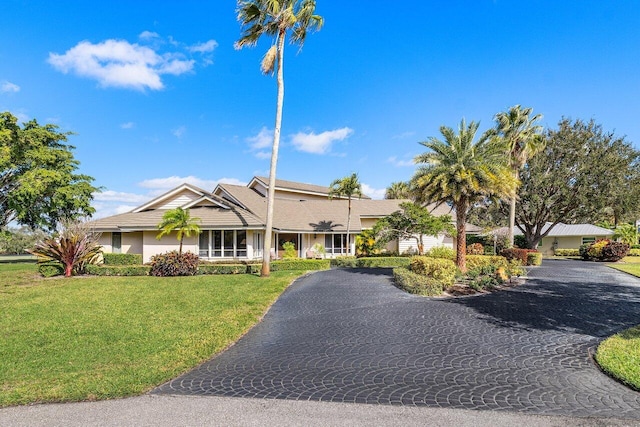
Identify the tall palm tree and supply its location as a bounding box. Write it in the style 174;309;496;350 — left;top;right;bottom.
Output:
156;207;201;255
412;119;517;272
385;181;412;200
329;173;363;255
494;105;544;247
236;0;323;277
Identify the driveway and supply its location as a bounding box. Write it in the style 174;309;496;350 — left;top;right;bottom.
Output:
154;260;640;418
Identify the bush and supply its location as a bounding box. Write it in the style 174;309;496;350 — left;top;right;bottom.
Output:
513;235;528;249
628;249;640;257
355;257;411;268
500;248;529;265
102;253;143;265
601;241;630;262
282;241;297;259
554;248;580;257
424;246;455;260
587;239;610;260
527;251;543;266
330;256;358;268
409;256;457;288
464;265;503;291
149;251;199;276
271;259;330;271
465;255;509;271
85;264;151;276
392;267;444;296
38;262;65;278
466;243;484;255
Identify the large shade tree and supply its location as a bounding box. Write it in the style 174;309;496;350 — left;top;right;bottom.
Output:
236;0;323;276
494;105;544;247
0;112;98;231
329;173;362;255
412;119;517;271
156;207;201;255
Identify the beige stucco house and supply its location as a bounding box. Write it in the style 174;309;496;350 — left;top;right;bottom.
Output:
507;222;615;256
91;176;457;263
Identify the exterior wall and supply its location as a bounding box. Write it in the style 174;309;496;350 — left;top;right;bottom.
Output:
98;233;112;253
399;234;452;255
360;218;380;229
142;231;197;263
122;232;143;254
538;235;611;256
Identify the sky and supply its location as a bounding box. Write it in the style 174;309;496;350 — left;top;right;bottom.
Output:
1;1;639;219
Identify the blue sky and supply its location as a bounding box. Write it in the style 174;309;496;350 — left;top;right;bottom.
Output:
1;1;639;218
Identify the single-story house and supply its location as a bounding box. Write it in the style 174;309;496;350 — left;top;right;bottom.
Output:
497;222;614;256
90;176;464;263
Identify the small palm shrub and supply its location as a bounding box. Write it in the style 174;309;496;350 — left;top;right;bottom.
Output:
149;251;199;276
466;243;484;255
30;220;102;277
282;241;297;258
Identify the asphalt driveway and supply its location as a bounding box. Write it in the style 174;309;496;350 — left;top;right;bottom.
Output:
154;260;640;418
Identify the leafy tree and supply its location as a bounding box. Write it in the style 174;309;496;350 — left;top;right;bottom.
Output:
0;112;98;231
329;173;362;255
516;119;640;248
494;105;544;247
236;0;323;277
374;202;454;255
613;223;638;246
385;181;412;200
30;220;102;277
412;119;517;271
156;207;201;255
355;229;378;256
0;226;48;254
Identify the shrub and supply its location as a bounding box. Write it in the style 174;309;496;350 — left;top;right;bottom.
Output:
554;248;580;257
355;257;411;268
466;243;484;255
197;264;249;275
409;256;457;288
424;246;455;260
500;248;529;265
38;262;65;278
282;241;297;259
271;259;330;271
628;249;640;257
513;235;528;249
149;251;199;277
85;264;151;276
579;244;591;260
392;267;444;296
465;255;509;271
587;239;610;260
465;265;503;291
527;251;543;266
330;256;358;268
102;253;143;265
601;241;630;262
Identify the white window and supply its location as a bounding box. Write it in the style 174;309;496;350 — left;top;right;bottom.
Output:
198;230;247;258
582;237;596;245
325;234;347;255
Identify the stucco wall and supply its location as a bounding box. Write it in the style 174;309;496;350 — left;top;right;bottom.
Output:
538;235;611;256
142;231;197;263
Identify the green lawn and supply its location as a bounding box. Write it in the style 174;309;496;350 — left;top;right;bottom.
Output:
596;325;640;391
608;257;640;277
0;263;301;406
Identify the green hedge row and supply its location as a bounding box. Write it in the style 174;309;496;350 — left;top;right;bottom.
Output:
330;256;411;268
38;262;64;278
409;256;457;287
393;267;444;296
271;259;330;271
102;253;143;265
628;249;640;257
85;264;152;276
197;264;260;275
527;252;543;266
553;248;580;257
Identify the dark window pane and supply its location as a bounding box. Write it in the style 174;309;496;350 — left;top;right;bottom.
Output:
224;231;234;257
199;232;209;257
213;231;222;257
112;232;121;254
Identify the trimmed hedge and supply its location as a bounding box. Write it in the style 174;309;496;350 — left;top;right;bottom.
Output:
424;246;455;260
500;248;530;265
527;251;543;266
38;262;65;278
198;264;252;275
330;256;357;268
85;264;151;276
628;249;640;257
393;267;444;296
102;253;143;265
466;255;509;271
409;256;457;288
271;259;330;271
330;256;411;269
554;248;580;257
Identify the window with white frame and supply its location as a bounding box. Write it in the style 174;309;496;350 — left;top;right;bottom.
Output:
199;230;247;258
581;236;596;245
325;234;347;254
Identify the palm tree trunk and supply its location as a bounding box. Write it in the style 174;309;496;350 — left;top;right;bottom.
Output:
508;169;519;248
261;32;286;277
179;237;183;256
455;200;468;272
346;197;351;255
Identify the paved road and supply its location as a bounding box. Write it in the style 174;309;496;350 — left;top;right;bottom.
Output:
154;260;640;419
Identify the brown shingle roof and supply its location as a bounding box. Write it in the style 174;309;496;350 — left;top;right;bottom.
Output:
253;176;372;199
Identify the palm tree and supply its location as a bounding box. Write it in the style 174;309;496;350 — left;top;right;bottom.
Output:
156;207;201;255
329;173;363;255
494;105;544;247
235;0;323;277
385;181;412;200
412;119;517;272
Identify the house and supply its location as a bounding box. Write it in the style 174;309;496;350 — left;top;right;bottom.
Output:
499;222;614;256
90;176;458;263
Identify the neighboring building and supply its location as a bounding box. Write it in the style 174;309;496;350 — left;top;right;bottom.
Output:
90;176;459;262
498;222;614;256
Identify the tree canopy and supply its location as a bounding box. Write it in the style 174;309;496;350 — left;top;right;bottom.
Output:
516;118;640;248
0;112;98;231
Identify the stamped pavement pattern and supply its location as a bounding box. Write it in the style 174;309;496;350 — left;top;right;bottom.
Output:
154;260;640;418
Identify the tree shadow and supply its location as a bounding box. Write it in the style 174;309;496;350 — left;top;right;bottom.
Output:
445;260;640;338
309;220;343;232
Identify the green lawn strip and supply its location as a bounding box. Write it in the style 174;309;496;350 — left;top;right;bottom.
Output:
595;325;640;391
608;263;640;277
0;265;302;406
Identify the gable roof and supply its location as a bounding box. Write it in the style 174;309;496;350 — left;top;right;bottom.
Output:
250;176;372;200
495;223;615;237
131;183;211;213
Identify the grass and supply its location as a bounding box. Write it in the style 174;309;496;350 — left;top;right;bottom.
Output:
596;325;640;391
607;256;640;277
0;263;302;407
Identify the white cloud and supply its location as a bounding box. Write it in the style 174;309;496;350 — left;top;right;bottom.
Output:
361;183;386;200
388;156;415;167
91;202;139;219
291;127;353;154
189;40;218;53
255;151;271;159
172;125;186;138
120;121;135;129
138;176;246;192
139;31;160;40
247;127;273;150
1;81;20;93
48;39;195;91
94;190;150;204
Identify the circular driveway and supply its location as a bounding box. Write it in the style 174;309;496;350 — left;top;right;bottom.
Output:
153;260;640;418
